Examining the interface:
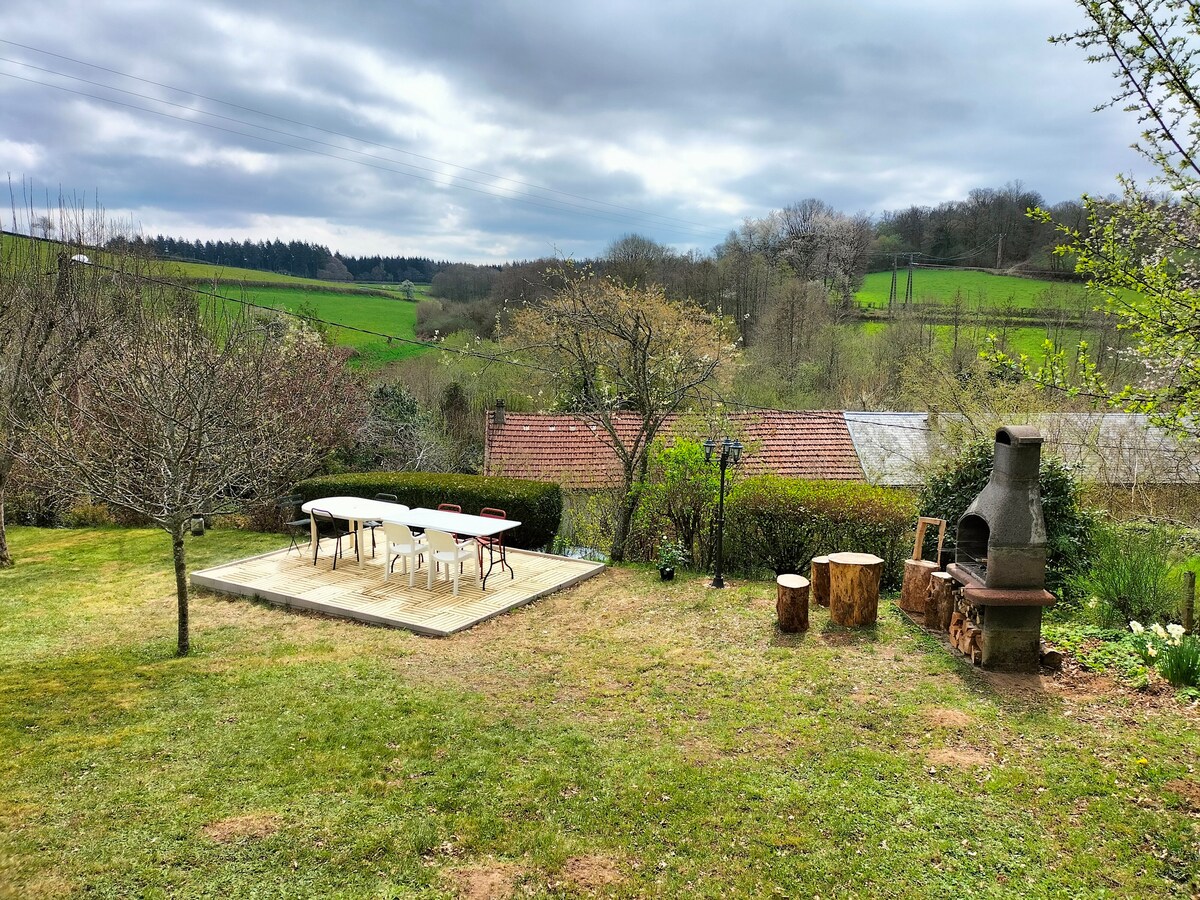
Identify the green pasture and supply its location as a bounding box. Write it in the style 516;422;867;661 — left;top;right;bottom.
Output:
856;268;1100;312
219;286;428;368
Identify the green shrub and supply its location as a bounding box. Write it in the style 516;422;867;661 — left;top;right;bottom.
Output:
918;439;1096;606
725;476;916;587
1073;522;1182;626
632;439;719;569
293;472;562;551
61;501;117;528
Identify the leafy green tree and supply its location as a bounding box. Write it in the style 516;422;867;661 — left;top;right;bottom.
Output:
637;439;719;569
995;1;1200;440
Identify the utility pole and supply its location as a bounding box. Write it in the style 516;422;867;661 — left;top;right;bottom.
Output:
995;233;1005;270
888;255;898;313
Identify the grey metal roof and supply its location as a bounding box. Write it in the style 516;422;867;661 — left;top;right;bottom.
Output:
842;412;936;486
842;411;1200;486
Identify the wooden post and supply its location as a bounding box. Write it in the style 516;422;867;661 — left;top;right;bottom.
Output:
1184;571;1196;634
926;571;955;632
776;574;810;633
827;552;885;627
899;559;938;614
810;556;831;607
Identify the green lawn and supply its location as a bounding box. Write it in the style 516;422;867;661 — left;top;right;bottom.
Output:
1;527;1197;898
218;286;428;368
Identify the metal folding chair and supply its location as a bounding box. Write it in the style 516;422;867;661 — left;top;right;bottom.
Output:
311;508;358;570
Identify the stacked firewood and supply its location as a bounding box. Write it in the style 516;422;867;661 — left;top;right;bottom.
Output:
948;611;982;665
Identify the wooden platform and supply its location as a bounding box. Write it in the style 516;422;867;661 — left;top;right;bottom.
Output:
191;541;606;636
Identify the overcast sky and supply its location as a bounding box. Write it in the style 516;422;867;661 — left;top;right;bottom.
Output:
0;1;1156;263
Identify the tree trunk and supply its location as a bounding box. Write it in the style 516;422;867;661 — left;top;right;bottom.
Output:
171;524;190;656
827;552;884;627
810;556;830;607
609;460;646;563
899;559;938;614
0;453;14;568
776;574;810;633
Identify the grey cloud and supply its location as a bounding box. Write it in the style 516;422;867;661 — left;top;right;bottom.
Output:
0;0;1163;261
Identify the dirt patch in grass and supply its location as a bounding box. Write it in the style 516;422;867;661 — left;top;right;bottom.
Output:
927;747;993;769
201;812;282;843
1164;779;1200;810
922;707;973;729
448;861;524;900
558;854;624;893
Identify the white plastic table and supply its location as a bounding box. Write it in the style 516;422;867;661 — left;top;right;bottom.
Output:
301;497;521;586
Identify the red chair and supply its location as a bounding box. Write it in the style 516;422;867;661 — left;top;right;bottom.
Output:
476;507;513;583
437;503;463;564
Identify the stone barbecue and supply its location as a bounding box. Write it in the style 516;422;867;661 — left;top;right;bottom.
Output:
946;426;1056;671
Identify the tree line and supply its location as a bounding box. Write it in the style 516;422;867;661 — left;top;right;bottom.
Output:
123;235;447;283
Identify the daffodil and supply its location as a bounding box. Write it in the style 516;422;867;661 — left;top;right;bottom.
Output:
1129;621;1145;634
1167;623;1185;638
1151;623;1168;639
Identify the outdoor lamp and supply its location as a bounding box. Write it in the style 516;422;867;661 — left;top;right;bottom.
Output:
706;436;742;588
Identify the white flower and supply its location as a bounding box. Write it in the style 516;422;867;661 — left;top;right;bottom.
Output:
1147;645;1159;657
1167;623;1185;638
1088;598;1098;609
1151;623;1168;639
1130;621;1145;635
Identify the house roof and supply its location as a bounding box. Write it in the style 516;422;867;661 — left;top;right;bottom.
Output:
843;412;935;486
484;411;864;489
845;411;1200;486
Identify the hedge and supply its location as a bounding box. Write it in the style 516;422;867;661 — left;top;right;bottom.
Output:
292;472;562;551
725;476;916;589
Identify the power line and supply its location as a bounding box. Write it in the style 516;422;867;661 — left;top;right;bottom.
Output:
0;68;727;242
0;46;728;242
0;39;722;235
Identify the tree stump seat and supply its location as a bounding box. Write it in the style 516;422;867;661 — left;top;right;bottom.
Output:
827;551;885;627
810;556;831;607
776;574;810;633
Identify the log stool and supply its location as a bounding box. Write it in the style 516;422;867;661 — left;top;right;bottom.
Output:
810;556;831;607
827;552;885;627
899;559;938;615
776;574;810;633
926;571;955;632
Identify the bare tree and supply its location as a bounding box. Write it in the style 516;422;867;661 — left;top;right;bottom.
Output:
29;279;367;655
0;201;114;567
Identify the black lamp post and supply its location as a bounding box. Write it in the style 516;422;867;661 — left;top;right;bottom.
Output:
703;436;742;588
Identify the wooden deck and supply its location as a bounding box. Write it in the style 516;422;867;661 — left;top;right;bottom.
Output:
191;540;606;636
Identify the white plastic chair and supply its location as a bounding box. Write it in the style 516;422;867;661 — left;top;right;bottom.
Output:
382;523;427;587
425;529;478;595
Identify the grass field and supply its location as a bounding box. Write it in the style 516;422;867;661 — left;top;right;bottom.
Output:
219;286;428;368
1;526;1197;898
856;269;1099;312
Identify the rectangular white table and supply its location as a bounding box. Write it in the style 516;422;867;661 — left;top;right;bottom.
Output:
301;496;521;587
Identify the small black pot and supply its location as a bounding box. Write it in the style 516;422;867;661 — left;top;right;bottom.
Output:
659;567;675;581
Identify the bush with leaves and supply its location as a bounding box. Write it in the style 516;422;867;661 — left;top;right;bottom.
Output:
1074;522;1182;627
725;476;915;586
919;439;1096;605
632;439;719;569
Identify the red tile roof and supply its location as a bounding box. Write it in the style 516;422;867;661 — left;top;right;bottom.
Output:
484;411;863;488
